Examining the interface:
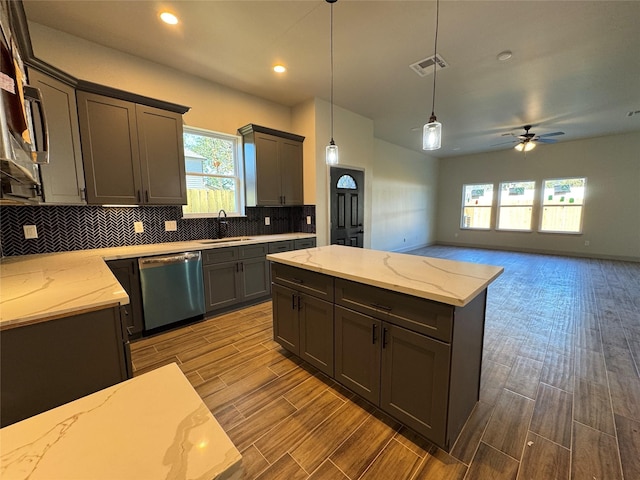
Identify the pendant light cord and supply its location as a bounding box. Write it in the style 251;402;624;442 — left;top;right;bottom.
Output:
430;0;440;120
330;1;335;141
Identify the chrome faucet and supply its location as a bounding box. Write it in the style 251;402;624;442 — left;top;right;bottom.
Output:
217;209;228;239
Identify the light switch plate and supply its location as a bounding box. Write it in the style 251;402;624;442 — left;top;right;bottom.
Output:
306;216;312;225
134;221;144;233
265;216;270;226
165;220;177;232
23;224;38;239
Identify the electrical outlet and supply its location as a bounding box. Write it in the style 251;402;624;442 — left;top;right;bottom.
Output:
23;225;38;239
134;221;144;233
165;220;177;232
306;216;312;225
584;240;590;246
265;216;270;226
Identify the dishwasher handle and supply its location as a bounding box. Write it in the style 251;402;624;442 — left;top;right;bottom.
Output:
138;251;201;268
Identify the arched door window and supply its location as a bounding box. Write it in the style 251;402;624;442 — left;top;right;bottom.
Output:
337;174;357;190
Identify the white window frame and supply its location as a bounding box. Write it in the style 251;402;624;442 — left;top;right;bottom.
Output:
539;177;587;234
460;183;494;230
182;126;245;218
497;180;536;232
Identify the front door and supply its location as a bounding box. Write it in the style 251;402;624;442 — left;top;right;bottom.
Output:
330;167;364;247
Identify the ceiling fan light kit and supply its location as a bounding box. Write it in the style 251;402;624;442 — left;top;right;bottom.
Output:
422;0;442;151
514;141;535;152
325;0;339;165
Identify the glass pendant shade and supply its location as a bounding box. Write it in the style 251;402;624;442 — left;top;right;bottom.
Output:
326;140;339;165
515;142;535;152
422;119;442;151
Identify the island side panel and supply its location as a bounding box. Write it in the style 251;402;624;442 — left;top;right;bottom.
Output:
447;288;487;448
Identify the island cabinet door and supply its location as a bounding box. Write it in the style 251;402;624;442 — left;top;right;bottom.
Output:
299;294;334;376
380;323;451;447
272;283;300;354
334;306;381;405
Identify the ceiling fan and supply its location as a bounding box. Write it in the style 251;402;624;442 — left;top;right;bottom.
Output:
495;125;565;152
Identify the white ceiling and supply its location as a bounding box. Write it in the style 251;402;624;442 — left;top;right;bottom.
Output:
23;0;640;157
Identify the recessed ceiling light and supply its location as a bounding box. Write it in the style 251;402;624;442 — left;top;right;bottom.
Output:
273;65;286;74
497;50;513;61
160;11;179;25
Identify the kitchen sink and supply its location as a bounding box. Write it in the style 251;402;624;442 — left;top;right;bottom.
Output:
198;237;254;244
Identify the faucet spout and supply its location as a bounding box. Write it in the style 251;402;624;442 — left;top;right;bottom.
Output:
217;210;228;239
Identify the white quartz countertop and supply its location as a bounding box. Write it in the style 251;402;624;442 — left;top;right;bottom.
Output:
0;233;314;329
0;363;242;480
267;245;503;307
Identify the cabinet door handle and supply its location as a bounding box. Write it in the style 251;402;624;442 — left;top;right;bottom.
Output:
145;190;149;202
292;294;296;310
372;324;377;344
137;190;141;202
240;262;244;272
297;295;302;311
382;327;388;349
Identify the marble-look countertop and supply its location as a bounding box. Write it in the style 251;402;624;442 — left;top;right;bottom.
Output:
0;233;314;330
267;245;503;307
0;363;242;480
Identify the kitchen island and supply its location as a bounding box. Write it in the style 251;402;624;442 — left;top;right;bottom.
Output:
0;363;242;480
267;245;503;451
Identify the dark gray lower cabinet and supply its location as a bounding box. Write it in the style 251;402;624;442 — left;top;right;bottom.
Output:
107;258;144;339
0;307;130;427
380;322;451;446
272;263;487;451
203;244;269;313
273;283;334;376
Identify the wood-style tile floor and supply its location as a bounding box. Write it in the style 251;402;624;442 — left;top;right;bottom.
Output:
130;246;640;480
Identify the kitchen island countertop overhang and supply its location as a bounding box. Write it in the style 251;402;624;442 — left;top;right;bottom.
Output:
267;244;504;307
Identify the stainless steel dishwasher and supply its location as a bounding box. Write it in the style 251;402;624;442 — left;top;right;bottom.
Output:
138;251;205;331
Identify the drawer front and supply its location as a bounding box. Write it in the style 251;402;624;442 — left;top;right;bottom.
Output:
202;247;238;265
294;238;316;250
272;263;334;302
335;278;453;343
239;243;269;259
268;240;294;254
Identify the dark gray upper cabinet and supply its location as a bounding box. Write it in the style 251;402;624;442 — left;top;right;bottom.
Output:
28;68;86;204
77;91;187;205
239;124;304;207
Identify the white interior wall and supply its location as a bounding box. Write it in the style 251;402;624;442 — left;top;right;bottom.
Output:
372;139;438;252
436;131;640;261
29;23;293;137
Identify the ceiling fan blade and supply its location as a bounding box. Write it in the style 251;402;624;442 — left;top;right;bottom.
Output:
535;137;558;144
491;140;517;147
537;131;565;138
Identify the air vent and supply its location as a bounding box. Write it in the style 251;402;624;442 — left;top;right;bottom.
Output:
409;54;449;77
627;110;640;117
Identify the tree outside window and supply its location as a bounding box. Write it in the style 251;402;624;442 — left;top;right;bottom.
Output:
182;127;243;217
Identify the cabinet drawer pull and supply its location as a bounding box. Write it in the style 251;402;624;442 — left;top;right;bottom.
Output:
291;278;304;284
372;324;377;344
371;303;392;312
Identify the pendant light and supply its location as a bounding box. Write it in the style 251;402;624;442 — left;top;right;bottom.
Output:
326;0;339;165
423;0;442;151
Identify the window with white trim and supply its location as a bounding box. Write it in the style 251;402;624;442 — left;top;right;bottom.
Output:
540;177;586;233
497;181;536;231
182;126;244;217
461;183;494;229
